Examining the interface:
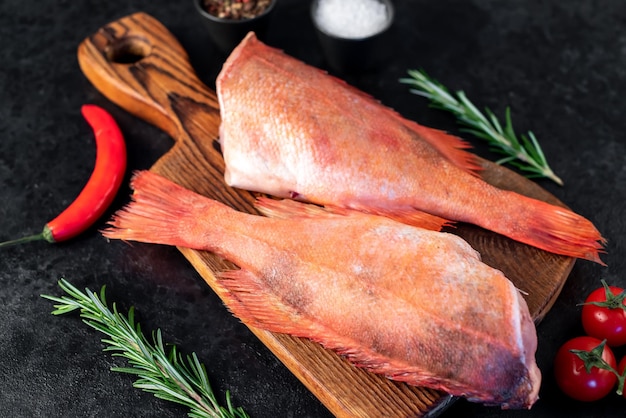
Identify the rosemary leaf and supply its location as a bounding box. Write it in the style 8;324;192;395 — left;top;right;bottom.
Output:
400;69;563;186
41;278;250;418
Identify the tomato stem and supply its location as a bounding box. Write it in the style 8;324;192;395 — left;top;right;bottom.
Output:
571;339;625;396
580;280;626;311
570;340;615;374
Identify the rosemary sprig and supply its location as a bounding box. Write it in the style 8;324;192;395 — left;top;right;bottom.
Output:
400;69;563;186
41;279;250;418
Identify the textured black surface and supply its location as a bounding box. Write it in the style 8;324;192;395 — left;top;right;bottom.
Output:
1;1;625;417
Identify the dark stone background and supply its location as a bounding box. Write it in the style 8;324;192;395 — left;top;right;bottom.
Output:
1;0;625;417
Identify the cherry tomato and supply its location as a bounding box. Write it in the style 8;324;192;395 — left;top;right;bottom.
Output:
554;336;617;401
581;281;626;347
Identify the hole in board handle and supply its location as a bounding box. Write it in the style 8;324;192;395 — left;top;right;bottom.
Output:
106;36;152;64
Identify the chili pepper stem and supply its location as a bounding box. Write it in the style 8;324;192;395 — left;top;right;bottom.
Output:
0;226;55;249
1;105;127;249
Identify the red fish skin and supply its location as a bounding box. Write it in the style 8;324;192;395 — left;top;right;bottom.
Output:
103;170;540;408
216;33;605;264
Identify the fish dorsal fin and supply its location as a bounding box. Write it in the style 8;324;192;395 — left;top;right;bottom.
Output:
309;72;482;176
255;197;450;231
254;197;345;220
401;120;483;176
353;206;452;232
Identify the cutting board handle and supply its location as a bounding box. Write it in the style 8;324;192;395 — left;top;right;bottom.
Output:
77;12;232;200
77;12;221;149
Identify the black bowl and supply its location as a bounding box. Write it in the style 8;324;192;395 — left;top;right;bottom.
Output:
194;0;276;54
311;0;395;74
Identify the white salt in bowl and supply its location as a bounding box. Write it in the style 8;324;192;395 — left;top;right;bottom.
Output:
311;0;394;74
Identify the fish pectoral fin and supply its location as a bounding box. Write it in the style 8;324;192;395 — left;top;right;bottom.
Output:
219;269;437;382
217;268;370;355
216;269;408;374
217;268;309;333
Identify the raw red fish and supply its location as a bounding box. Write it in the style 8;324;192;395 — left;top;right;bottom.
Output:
103;170;541;408
216;33;605;264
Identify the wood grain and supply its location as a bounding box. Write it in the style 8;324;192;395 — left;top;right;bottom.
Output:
77;12;574;417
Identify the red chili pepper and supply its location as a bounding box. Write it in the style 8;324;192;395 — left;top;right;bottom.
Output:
0;104;127;248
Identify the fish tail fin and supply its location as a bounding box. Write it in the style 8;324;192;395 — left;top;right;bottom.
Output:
255;197;450;231
402;119;483;175
507;197;606;264
102;170;224;249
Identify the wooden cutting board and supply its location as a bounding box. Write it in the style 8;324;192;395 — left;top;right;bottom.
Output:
77;12;574;417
